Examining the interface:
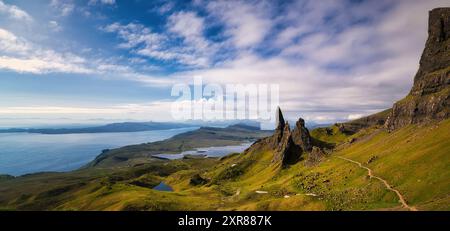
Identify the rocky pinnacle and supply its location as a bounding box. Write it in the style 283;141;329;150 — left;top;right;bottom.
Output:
270;107;313;167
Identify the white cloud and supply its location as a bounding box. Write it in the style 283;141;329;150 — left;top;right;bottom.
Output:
207;0;273;48
0;26;173;87
3;0;450;124
102;22;164;49
347;114;364;120
0;56;91;74
0;27;93;74
0;102;175;122
48;20;62;32
0;29;88;74
50;0;75;17
180;0;447;123
0;0;32;21
158;1;174;14
0;28;31;54
102;21;212;67
88;0;116;6
168;11;209;51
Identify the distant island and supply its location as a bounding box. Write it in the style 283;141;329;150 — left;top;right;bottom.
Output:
0;122;193;134
0;120;316;135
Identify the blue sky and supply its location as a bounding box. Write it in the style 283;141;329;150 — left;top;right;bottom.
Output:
0;0;449;127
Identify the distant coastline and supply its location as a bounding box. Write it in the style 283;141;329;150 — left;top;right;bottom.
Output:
0;122;193;134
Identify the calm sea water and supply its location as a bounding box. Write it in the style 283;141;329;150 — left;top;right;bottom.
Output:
0;127;198;176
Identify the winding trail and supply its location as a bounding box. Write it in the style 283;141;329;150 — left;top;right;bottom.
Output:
336;156;418;211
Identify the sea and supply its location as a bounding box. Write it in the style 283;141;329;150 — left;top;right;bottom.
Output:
0;127;198;176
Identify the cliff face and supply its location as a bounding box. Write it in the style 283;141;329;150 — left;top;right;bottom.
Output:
386;8;450;130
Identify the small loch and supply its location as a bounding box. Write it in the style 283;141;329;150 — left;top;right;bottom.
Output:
152;142;253;160
153;182;173;192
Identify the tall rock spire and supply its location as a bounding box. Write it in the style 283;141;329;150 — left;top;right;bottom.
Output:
291;118;313;152
244;107;321;168
270;107;312;167
276;106;285;129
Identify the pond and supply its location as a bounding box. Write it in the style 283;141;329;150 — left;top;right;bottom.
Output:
153;182;173;192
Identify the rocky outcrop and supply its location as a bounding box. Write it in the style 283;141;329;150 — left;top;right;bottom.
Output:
243;107;322;168
336;109;391;135
305;147;327;166
270;107;313;168
270;107;288;149
190;173;208;186
271;120;302;166
385;8;450;130
291;118;313;152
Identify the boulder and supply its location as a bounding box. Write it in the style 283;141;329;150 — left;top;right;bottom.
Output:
305;146;326;166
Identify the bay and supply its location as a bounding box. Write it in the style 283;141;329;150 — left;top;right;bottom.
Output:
0;127;198;176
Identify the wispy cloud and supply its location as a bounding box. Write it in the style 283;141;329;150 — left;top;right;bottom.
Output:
102;19;213;67
88;0;116;6
2;0;449;123
167;11;209;52
157;1;174;14
0;102;175;122
0;28;91;74
0;28;31;54
0;27;173;87
206;0;273;48
48;20;62;32
165;0;450;122
173;1;407;120
50;0;75;17
0;0;32;21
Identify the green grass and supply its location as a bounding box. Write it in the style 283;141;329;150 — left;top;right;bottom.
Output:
310;124;351;145
0;120;448;210
170;119;450;210
334;120;450;210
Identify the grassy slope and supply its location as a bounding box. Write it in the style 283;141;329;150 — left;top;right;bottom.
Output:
165;119;450;211
309;109;391;146
334;119;450;210
0;120;448;211
309;124;350;145
0;158;219;210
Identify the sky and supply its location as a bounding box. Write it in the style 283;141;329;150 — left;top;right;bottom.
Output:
0;0;449;127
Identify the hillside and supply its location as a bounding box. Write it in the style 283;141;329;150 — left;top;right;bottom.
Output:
0;124;272;210
163;118;449;211
0;7;448;211
1;115;446;211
